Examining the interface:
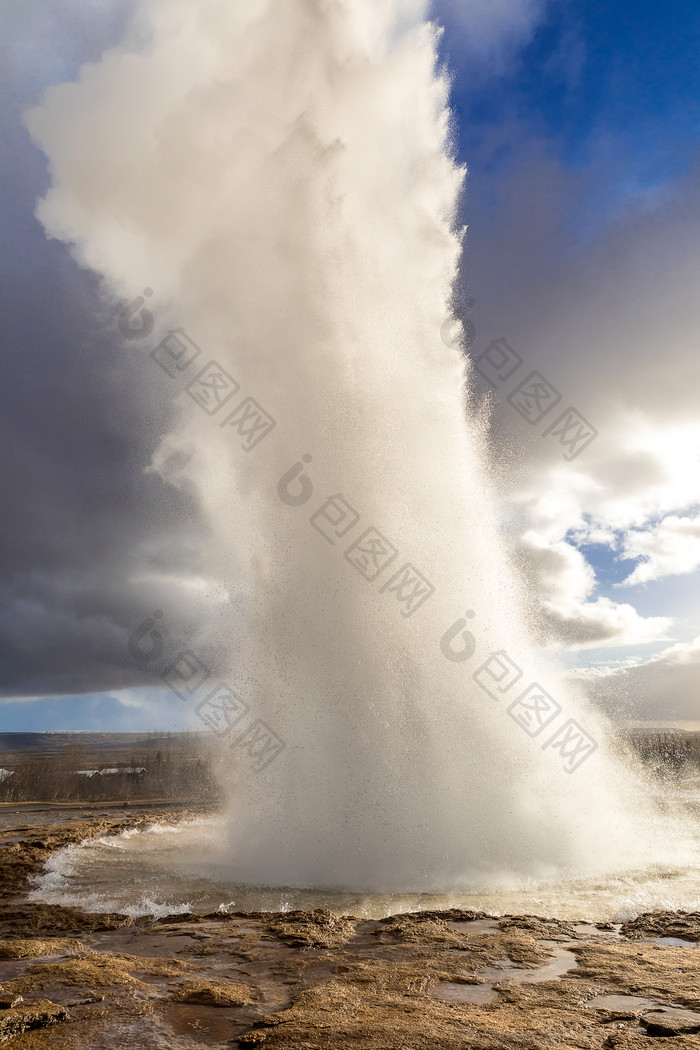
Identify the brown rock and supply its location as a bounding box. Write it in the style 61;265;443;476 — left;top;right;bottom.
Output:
7;951;187;993
0;994;23;1010
172;978;255;1006
0;998;67;1044
640;1008;700;1036
262;908;356;948
0;937;86;959
621;911;700;943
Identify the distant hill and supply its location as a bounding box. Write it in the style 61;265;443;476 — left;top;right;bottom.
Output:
0;731;202;768
624;727;690;735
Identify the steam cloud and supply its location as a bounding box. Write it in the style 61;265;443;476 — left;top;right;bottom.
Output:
26;0;689;890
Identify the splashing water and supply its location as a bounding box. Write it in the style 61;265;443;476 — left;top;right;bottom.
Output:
26;0;693;895
27;793;700;920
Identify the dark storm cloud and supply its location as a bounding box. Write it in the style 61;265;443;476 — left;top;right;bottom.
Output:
0;2;215;697
0;227;212;696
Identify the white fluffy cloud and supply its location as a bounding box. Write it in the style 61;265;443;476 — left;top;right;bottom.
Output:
517;531;673;648
505;420;700;649
463;125;700;660
620;513;700;586
503;414;700;648
513;420;700;543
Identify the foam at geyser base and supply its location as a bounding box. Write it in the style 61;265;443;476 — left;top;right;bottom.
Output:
26;0;689;892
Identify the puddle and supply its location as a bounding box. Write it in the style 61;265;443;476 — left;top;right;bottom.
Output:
162;1003;241;1043
641;1008;700;1035
646;1006;700;1022
484;948;577;986
585;995;700;1028
572;923;621;940
111;1011;233;1049
431;982;498;1005
586;994;657;1012
431;944;578;1002
445;919;499;936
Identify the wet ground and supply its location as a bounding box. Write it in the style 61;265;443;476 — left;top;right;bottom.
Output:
1;803;700;1048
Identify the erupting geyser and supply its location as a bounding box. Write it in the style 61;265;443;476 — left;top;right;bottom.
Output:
27;0;686;893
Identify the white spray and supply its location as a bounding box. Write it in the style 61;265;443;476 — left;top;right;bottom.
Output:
27;0;684;892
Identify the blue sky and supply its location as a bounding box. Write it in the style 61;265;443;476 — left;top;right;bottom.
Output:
0;690;198;733
437;0;700;727
447;0;700;176
1;0;699;730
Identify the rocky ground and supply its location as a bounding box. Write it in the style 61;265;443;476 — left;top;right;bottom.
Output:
1;804;699;1048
